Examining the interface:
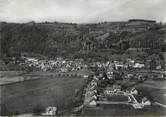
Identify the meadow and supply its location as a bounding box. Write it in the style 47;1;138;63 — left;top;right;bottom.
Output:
0;72;86;115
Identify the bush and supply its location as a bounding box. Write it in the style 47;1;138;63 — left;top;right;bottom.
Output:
33;105;43;115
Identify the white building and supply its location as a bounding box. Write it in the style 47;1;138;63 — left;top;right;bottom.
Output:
134;63;145;68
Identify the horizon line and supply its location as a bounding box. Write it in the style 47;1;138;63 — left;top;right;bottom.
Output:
0;18;163;24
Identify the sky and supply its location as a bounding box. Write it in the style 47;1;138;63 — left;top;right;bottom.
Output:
0;0;166;23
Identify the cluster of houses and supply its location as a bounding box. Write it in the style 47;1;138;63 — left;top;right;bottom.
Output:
83;71;151;109
42;106;57;116
82;58;153;110
90;58;166;80
90;58;165;71
84;75;99;107
101;85;151;109
17;56;87;72
90;59;146;71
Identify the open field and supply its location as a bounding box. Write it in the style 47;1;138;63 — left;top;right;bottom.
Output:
83;104;166;116
0;71;86;115
136;80;166;105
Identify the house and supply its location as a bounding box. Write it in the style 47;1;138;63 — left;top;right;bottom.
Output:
141;97;151;106
134;63;145;68
130;88;138;95
87;95;98;101
42;106;57;116
113;84;121;91
89;100;97;106
156;65;162;70
83;75;88;78
115;64;124;70
90;81;97;86
132;104;144;109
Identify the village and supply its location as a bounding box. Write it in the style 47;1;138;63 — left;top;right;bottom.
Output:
0;18;166;116
6;55;165;116
73;57;166;116
10;55;87;73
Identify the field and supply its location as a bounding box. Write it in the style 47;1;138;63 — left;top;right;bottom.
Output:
136;79;166;105
0;71;86;115
107;95;128;102
83;104;166;116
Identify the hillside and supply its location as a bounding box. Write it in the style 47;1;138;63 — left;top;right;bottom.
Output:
1;20;166;61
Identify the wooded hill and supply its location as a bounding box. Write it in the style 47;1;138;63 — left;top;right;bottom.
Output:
1;20;166;61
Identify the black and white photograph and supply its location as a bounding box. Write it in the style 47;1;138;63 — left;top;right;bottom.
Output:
0;0;166;116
